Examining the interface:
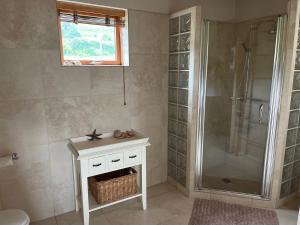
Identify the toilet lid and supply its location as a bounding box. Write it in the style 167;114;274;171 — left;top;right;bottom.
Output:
0;209;30;225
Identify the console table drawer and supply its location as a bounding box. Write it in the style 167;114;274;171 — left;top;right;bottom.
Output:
125;149;141;166
107;153;124;170
89;156;106;175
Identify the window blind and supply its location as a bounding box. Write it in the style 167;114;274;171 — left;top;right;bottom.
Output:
57;1;126;27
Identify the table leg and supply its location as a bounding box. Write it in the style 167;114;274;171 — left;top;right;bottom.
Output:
80;160;90;225
72;154;79;212
141;149;147;210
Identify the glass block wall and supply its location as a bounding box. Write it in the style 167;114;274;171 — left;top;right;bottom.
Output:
280;25;300;198
167;13;191;187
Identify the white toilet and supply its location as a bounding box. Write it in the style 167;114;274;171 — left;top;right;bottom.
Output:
0;209;30;225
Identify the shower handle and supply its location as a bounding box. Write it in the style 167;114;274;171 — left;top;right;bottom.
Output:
259;104;264;124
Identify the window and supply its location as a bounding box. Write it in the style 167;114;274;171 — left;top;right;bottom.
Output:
57;1;128;66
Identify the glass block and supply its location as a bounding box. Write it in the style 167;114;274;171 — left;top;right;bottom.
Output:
168;163;177;179
282;164;293;181
169;71;178;87
178;106;188;122
298;30;300;49
179;53;189;70
169;54;179;70
180;13;191;33
180;33;190;51
169;17;179;35
288;111;300;128
290;92;300;109
284;147;295;165
294;72;300;90
168;120;177;135
177;123;187;138
168;134;177;149
280;180;291;198
295;145;300;160
178;71;189;88
296;51;300;70
168;88;177;103
177;153;186;170
178;89;188;106
168;149;177;164
291;177;299;192
177;138;187;155
168;104;177;120
170;36;179;52
286;129;297;147
176;168;186;187
297;128;300;144
293;161;300;177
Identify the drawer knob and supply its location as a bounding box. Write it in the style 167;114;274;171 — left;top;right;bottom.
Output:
129;155;137;159
111;159;120;163
93;163;102;167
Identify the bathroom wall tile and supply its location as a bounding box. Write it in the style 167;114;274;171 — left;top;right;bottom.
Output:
53;185;75;216
0;188;54;221
0;49;44;100
90;66;124;96
129;10;168;54
0;0;58;49
126;53;168;94
45;97;94;142
0;100;48;148
49;141;73;188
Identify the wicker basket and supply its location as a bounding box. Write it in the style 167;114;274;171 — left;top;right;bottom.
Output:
88;168;137;204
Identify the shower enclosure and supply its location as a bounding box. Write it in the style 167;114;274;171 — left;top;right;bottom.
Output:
195;15;286;198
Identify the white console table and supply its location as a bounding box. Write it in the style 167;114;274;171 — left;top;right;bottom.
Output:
69;132;150;225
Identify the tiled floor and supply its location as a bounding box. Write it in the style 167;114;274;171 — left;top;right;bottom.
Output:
31;183;299;225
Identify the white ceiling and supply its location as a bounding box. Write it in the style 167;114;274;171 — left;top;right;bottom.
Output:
73;0;288;21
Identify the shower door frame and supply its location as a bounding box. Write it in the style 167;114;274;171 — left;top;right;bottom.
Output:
195;15;287;199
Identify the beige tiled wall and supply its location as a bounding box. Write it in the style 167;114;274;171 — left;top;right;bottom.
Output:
0;0;168;222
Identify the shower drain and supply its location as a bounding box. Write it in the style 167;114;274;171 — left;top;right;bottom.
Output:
222;178;232;184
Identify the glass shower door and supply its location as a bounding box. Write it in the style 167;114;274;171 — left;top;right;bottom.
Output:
196;16;286;197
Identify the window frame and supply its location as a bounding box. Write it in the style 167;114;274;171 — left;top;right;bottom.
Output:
56;1;124;66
